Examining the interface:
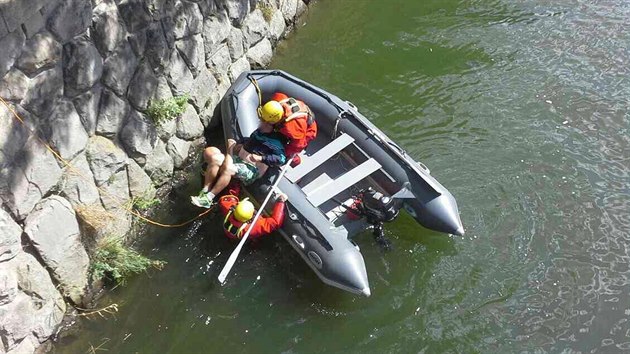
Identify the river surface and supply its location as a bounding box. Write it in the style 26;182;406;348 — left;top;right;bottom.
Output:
55;0;630;353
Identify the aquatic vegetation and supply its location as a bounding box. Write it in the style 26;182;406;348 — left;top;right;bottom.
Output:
90;236;165;285
146;94;189;124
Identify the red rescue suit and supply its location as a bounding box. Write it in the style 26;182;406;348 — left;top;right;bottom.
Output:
218;184;285;240
271;92;318;158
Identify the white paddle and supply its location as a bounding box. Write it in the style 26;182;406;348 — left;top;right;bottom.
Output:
217;159;293;284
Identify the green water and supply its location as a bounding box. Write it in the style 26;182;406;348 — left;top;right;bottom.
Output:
55;0;630;353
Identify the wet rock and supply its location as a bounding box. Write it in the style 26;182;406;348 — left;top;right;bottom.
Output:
102;41;138;96
0;20;25;77
176;104;204;140
72;84;103;136
60;153;101;207
85;135;129;186
246;37;273;68
166;136;191;168
176;33;205;78
46;99;89;161
0;209;21;262
121;110;158;159
16;32;61;76
23;195;89;304
96;89;130;138
91;0;127;55
144;139;173;186
47;0;92;43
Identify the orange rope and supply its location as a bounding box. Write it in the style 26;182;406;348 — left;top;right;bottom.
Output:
0;96;212;228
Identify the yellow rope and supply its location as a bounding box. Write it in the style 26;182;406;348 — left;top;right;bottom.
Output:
248;75;263;107
0;96;212;228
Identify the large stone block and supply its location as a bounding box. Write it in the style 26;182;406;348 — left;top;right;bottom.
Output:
0;252;65;351
166;50;194;96
189;68;217;112
166;135;191;168
226;27;244;60
98;168;130;211
0;209;21;262
0;265;18;305
91;0;127;55
16;32;61;76
175;33;205;77
246;37;273;68
228;55;250;82
0;136;63;220
47;0;92;43
0;69;30;102
202;9;231;56
128;60;159;111
241;9;268;49
225;0;251;27
0;0;47;32
0;30;26;79
60;152;101;207
21;9;46;38
23;195;89;304
176;104;204;140
63;36;103;97
102;42;138;96
72;84;103;136
120;110;158;159
127;159;155;200
143;139;173;186
269;7;286;41
22;65;63;117
165;0;203;40
85;135;129;186
96;89;129;138
145;23;173;72
117;0;152;32
45;99;89;161
207;43;231;76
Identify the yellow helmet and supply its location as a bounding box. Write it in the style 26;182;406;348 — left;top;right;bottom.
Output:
258;100;283;123
234;199;255;222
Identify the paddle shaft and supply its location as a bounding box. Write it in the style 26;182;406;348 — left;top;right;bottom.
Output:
217;160;292;284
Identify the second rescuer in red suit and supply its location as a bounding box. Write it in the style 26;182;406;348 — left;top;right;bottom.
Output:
218;182;286;240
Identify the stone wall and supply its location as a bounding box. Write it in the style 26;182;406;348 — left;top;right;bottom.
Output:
0;0;309;352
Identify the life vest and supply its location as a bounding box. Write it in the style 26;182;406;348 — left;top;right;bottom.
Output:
222;198;250;239
279;98;315;126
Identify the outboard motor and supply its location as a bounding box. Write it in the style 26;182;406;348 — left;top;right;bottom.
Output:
354;188;401;251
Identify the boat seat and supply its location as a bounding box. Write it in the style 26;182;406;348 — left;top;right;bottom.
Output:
306;158;382;207
286;133;355;183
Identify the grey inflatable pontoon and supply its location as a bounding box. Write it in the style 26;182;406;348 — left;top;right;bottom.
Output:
220;70;464;296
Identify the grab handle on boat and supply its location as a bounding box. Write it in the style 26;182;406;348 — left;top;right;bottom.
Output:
345;100;358;111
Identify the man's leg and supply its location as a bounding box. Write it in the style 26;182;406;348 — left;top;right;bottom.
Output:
192;147;225;208
208;153;236;196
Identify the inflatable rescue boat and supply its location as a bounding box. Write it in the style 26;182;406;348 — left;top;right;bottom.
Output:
220;70;464;296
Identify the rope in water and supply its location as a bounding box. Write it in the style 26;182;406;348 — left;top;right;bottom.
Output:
0;95;213;228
